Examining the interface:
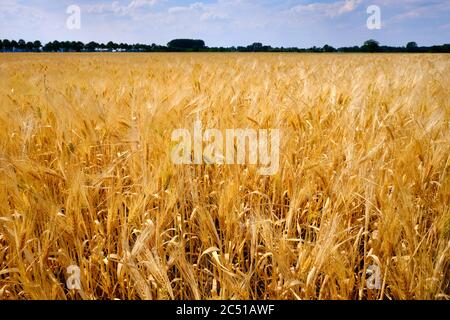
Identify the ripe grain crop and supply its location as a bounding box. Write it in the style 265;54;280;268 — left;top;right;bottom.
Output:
0;53;449;300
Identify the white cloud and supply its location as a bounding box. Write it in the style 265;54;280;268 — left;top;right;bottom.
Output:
85;0;160;16
289;0;363;18
129;0;159;9
167;2;228;21
0;0;19;13
168;2;204;14
380;0;450;24
0;0;44;22
338;0;362;15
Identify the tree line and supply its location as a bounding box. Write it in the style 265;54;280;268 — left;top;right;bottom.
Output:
1;38;449;53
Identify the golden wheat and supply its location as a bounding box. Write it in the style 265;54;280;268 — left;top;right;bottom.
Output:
0;53;449;300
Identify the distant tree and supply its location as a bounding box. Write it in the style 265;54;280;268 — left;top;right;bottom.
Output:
70;41;83;52
53;41;61;51
167;39;205;50
427;44;450;53
441;44;450;53
44;40;61;52
59;41;69;51
11;40;18;50
119;43;130;51
308;46;322;53
17;39;26;50
338;46;360;52
85;41;99;51
26;41;34;51
2;39;11;51
248;42;263;52
362;39;380;52
322;44;336;52
406;41;418;52
107;41;119;51
42;42;51;52
33;40;42;51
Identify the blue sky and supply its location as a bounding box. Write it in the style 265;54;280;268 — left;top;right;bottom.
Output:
1;0;449;47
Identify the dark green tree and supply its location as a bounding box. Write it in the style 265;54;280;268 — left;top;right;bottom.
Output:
18;39;26;50
11;40;18;50
406;42;418;52
167;39;205;50
323;44;337;52
362;39;380;52
249;42;263;52
2;39;11;51
33;40;42;51
72;41;84;52
43;40;61;52
26;41;34;51
85;41;99;51
107;41;118;51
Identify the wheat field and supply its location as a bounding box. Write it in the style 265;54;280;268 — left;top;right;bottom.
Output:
0;53;449;300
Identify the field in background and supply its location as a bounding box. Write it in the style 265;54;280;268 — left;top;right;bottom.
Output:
0;53;448;300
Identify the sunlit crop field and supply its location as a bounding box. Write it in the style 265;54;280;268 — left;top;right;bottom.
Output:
0;53;449;300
